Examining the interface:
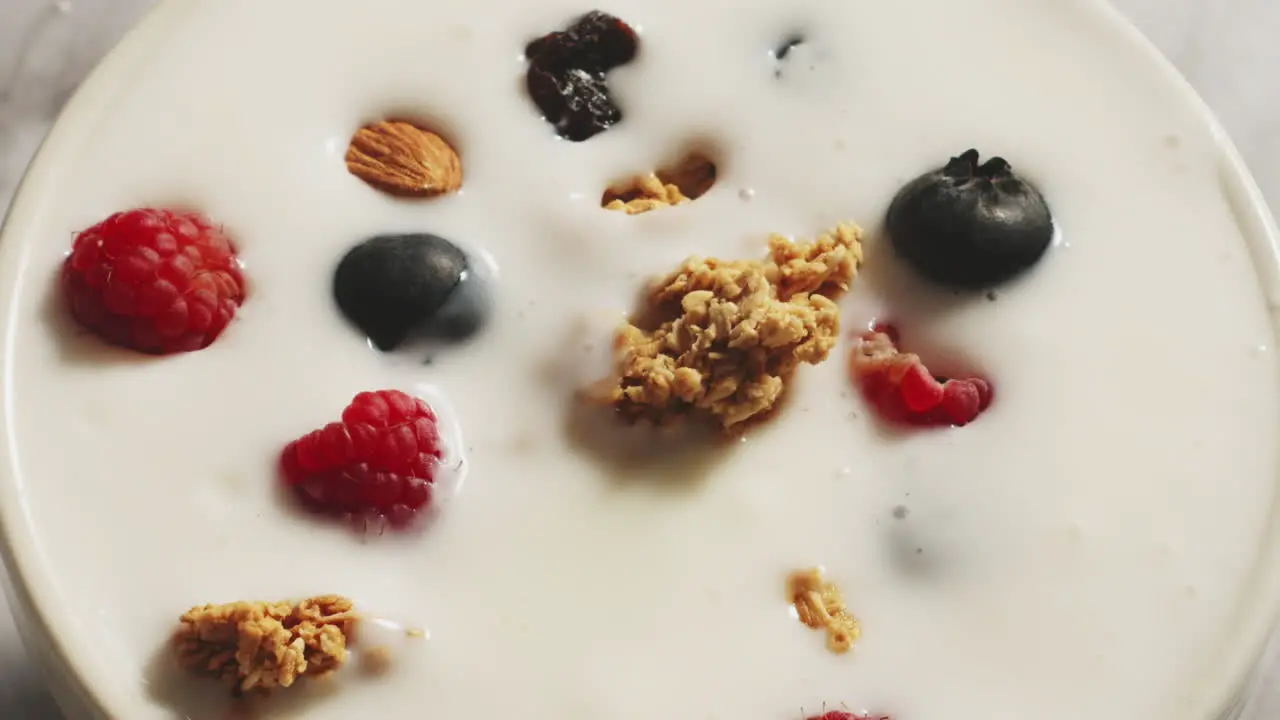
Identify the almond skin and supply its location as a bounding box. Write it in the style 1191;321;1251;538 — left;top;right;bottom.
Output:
345;120;462;198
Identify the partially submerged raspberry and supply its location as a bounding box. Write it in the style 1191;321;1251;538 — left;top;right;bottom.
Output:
602;152;717;215
787;568;860;654
173;595;357;695
593;223;863;429
281;390;445;531
62;208;246;354
525;11;639;141
850;324;992;427
806;712;892;720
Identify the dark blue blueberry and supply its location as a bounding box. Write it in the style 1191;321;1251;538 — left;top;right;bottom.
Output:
887;149;1054;289
333;233;488;351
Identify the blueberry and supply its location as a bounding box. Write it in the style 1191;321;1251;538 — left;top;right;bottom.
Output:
333;234;488;351
886;149;1054;289
525;11;639;142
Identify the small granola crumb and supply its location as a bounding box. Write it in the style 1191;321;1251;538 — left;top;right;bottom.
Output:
173;595;359;694
788;568;860;653
604;174;691;214
602;152;717;214
593;223;863;428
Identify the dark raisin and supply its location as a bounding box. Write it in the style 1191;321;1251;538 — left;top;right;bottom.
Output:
525;11;639;141
886;149;1054;289
527;11;638;71
527;67;621;142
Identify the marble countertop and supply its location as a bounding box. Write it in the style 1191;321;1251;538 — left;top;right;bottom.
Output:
2;0;1280;716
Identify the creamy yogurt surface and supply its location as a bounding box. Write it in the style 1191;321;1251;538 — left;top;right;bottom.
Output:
1;0;1279;718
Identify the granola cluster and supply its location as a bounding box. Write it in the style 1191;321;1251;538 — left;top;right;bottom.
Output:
788;568;860;653
599;223;863;428
604;174;693;214
602;153;717;215
173;595;358;694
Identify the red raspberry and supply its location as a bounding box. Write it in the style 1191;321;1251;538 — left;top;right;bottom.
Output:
280;390;445;531
850;323;992;427
62;208;246;354
806;712;891;720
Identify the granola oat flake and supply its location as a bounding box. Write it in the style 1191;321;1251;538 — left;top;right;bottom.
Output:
173;595;359;694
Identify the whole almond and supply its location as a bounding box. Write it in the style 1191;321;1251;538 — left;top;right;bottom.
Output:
345;120;462;198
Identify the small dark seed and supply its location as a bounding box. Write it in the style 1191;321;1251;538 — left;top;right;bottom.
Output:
773;33;804;60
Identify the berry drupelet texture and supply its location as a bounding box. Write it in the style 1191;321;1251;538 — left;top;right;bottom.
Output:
62;208;246;354
851;324;992;427
281;390;446;531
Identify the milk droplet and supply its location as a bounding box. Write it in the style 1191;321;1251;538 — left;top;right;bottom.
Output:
358;616;429;667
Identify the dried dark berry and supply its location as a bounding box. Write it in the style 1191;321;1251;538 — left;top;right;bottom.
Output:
333;234;488;351
527;67;621;142
526;11;638;72
525;11;639;142
886;149;1053;289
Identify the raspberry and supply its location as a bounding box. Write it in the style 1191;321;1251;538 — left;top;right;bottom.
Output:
806;712;891;720
850;323;992;427
280;390;445;531
899;363;944;412
62;208;245;354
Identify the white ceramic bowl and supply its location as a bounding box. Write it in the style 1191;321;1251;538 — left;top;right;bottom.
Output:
2;0;1280;718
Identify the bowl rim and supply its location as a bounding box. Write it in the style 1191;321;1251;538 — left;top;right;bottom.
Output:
2;0;1279;717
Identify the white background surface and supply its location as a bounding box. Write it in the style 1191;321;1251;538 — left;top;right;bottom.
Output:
1;0;1279;716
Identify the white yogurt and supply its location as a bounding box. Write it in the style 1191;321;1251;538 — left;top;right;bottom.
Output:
1;0;1278;718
